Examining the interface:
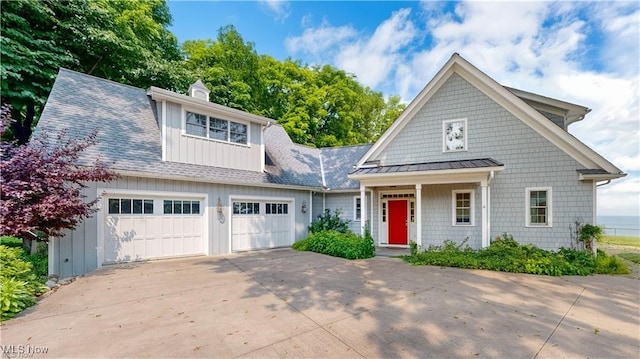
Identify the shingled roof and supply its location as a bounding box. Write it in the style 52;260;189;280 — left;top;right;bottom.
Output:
36;69;371;191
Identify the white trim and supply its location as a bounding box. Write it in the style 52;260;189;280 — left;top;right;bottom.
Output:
115;169;323;192
353;53;623;177
452;190;475;226
148;86;272;126
161;100;167;161
96;188;209;269
415;184;422;248
353;195;362;222
228;194;295;253
525;187;553;227
182;107;251;147
48;238;56;276
442;118;468;152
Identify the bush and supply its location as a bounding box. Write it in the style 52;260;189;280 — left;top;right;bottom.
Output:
0;236;22;248
402;234;628;276
296;230;375;260
595;249;630;274
0;245;47;321
308;209;350;234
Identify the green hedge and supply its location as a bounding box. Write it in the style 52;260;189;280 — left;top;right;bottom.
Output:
403;235;629;276
292;230;375;260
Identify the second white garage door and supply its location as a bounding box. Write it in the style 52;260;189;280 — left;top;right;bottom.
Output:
231;200;293;251
104;197;205;263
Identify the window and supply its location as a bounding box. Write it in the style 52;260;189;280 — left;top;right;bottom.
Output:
526;188;552;227
108;198;154;215
186;112;207;137
163;200;201;215
354;197;362;221
443;119;467;152
410;201;415;223
185;111;248;145
233;202;260;215
452;190;474;226
266;203;288;214
382;202;387;222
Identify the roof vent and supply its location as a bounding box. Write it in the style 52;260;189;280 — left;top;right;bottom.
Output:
188;79;210;102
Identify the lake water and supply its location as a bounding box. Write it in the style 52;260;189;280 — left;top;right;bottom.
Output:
597;216;640;237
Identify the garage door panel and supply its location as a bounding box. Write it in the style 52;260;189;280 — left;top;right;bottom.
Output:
104;196;205;264
232;200;293;252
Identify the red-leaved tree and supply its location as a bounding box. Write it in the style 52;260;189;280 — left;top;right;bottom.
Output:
1;105;119;251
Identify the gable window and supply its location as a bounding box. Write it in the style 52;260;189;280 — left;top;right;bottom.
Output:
526;188;552;227
354;197;362;221
185;111;248;145
443;119;467;152
452;190;474;226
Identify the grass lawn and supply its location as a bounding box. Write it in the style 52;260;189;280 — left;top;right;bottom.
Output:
599;235;640;248
618;253;640;264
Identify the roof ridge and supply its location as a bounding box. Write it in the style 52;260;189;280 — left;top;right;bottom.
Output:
58;68;147;93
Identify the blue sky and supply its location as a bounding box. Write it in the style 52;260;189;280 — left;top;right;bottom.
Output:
168;1;640;217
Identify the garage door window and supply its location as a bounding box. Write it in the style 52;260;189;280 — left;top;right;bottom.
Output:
233;202;260;215
266;203;288;214
108;198;154;214
163;200;201;215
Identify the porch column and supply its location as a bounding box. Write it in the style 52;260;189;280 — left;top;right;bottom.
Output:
360;185;367;236
481;182;489;248
415;184;422;248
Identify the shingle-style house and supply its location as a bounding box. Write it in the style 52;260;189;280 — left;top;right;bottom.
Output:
36;53;625;277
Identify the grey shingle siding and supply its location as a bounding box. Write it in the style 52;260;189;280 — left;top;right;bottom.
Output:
371;73;593;249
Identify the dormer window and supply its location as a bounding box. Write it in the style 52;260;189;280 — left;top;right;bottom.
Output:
185;111;248;145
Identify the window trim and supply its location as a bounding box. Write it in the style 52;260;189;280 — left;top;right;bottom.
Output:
108;198;154;215
442;118;468;153
353;196;362;221
526;187;553;227
182;109;250;147
451;190;475;226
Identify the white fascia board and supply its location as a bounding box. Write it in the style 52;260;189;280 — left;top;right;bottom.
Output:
115;169;322;192
147;87;272;126
349;166;504;187
505;87;590;118
579;173;627;181
452;60;624;176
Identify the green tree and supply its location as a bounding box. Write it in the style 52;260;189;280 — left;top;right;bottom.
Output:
1;0;185;144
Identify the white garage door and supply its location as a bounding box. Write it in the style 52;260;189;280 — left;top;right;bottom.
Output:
232;200;293;251
104;197;204;263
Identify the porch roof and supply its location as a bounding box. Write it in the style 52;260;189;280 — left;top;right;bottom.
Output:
350;158;504;176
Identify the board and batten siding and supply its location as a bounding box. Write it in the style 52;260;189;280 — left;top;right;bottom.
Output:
162;101;263;171
49;176;312;278
371;73;593;249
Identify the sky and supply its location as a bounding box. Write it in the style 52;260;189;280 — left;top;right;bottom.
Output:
167;1;640;217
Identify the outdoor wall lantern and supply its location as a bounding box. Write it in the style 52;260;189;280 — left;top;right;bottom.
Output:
217;197;223;214
301;200;307;214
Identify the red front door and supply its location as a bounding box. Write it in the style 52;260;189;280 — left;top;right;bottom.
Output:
388;200;408;245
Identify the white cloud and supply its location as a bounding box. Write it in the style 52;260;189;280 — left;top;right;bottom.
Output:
258;0;291;22
285;1;639;215
284;21;357;63
335;8;416;88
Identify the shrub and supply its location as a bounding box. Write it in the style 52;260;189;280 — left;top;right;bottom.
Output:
595;249;630;274
292;237;310;251
298;230;375;260
0;245;47;321
402;234;628;276
0;236;22;248
308;209;350;234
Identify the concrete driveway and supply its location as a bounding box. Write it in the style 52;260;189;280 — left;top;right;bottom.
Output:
1;250;638;358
